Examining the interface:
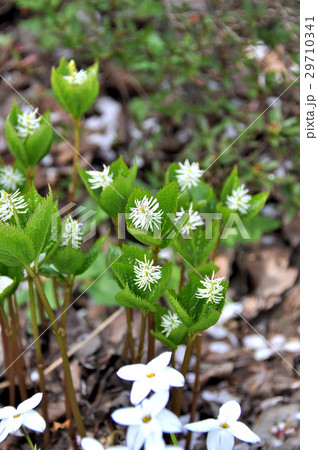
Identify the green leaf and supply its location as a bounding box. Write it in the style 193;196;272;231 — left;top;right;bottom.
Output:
115;285;158;312
4;103;28;166
24;191;53;259
221;166;240;203
165;289;193;328
75;236;107;275
51;247;85;275
0;224;35;267
24;111;53;166
243;192;269;221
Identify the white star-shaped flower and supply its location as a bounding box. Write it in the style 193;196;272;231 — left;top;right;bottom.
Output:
111;390;182;450
129;195;163;232
226;184;252;214
133;256;162;291
0;166;25;192
0;189;28;222
161;311;182;337
175;159;203;192
174;202;204;236
116;352;184;405
63;69;88;85
0;393;46;443
185;400;261;449
16;108;41;140
196;273;225;305
87;164;114;190
62;216;83;249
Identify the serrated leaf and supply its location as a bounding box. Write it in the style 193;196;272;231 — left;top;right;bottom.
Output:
4;107;28;166
75;236;107;275
51;247;85;275
221;166;240;203
165;289;193;328
24;111;53;166
242;192;269;221
115;285;158;312
0;224;35;267
24;191;53;259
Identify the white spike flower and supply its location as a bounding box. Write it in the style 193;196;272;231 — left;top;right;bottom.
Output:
87;164;114;190
16;108;41;140
129;195;163;232
161;311;182;337
185;400;261;449
134;256;162;291
175;159;203;192
174;202;204;236
0;189;28;222
226;184;252;214
63;69;88;85
62;216;83;249
0;166;25;191
117;352;185;405
0;276;14;295
111;390;183;450
0;393;46;444
196;273;225;305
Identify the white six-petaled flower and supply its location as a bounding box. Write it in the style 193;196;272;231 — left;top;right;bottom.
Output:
0;166;25;192
0;189;28;222
129;195;163;232
63;69;88;85
16;108;41;140
0;276;14;295
185;400;261;450
87;164;114;190
62;216;83;249
133;256;162;291
111;390;182;450
0;392;46;443
116;352;184;405
175;159;203;192
196;273;225;305
174;202;204;236
225;184;251;214
161;311;182;337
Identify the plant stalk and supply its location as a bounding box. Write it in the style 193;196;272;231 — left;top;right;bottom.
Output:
27;278;50;448
185;333;202;450
68;116;81;203
0;304;15;404
136;311;147;363
27;268;86;437
173;333;196;416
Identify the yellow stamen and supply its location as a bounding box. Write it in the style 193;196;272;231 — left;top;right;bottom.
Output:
142;415;152;423
147;373;155;378
220;423;229;429
13;414;21;419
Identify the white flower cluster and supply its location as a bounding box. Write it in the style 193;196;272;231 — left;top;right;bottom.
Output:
81;351;260;450
174;202;204;236
175;159;203;192
196;272;225;305
129;195;163;232
63;69;88;85
160;311;182;337
0;393;46;444
226;184;251;214
62;216;83;249
16;108;41;140
133;256;162;291
0;166;25;191
0;189;28;223
87;164;114;190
